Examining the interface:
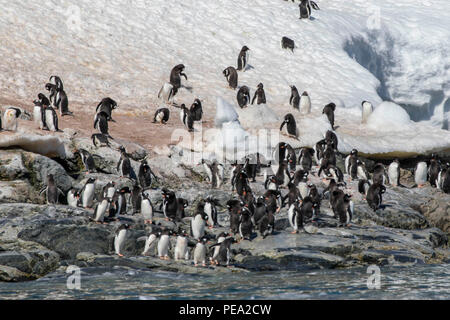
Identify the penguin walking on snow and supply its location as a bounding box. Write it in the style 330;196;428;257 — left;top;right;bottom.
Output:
361;101;373;124
237;46;250;71
299;0;320;19
299;91;311;114
289;85;300;110
280;113;298;138
237;86;251;108
39;174;64;204
323;103;336;130
114;224;130;257
190;99;203;121
223;66;238;89
251;83;266;105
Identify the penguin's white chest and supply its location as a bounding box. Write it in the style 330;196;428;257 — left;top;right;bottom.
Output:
175;236;188;260
194;243;206;263
204;202;214;226
213;237;226;260
83;184;95;207
34;106;43;128
388;163;399;186
114;229;127;254
415;163;428;185
67;192;78;207
299;182;309;199
159;83;174;102
141;199;153;220
158;235;170;257
106;187;115;199
344;155;351;174
192;215;205;239
357;166;368;180
288;205;298;230
203;164;212;182
95;200;109;222
143;234;157;255
300;96;311;114
45;109;56;131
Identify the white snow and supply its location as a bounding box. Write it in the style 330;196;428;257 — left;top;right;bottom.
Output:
367;101;411;130
0;0;449;158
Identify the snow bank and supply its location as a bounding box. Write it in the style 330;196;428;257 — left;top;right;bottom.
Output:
215;97;239;128
0;132;66;158
367;101;411;131
236;103;279;128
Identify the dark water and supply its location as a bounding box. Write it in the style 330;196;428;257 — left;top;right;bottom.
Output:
1;264;449;300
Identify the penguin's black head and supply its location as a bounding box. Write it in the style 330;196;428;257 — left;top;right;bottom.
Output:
33;99;42;106
118;146;126;153
351;149;358;155
302;91;308;96
326;103;336;111
257;83;264;89
45;83;55;91
242;46;249;51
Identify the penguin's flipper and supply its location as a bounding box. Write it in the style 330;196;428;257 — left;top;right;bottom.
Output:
311;1;320;10
39;186;47;196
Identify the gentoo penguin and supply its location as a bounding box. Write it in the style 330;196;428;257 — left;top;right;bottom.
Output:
437;163;450;193
170;64;188;96
211;160;225;188
210;237;236;266
325;130;338;151
94;112;111;137
300;196;317;221
39;174;63;204
117;146;132;178
233;170;251;197
253;196;268;226
43;105;61;132
314;139;327;166
361;101;373;124
138;159;158;190
283;182;302;208
366;183;386;211
264;190;282;214
428;154;441;188
372;163;387;185
275;159;292;187
80;178;96;208
96;97;117;122
264;175;279;191
289;85;300;110
322;103;336;130
298;148;313;172
286;145;297;172
162;188;178;221
33;95;47;129
158;82;175;102
93;197;111;223
174;229;190;261
210;232;230;265
388;159;401;187
293;169;308;187
288;199;302;233
251;83;266;105
91;133;111;148
76;149;96;174
45;82;57;108
345;149;358;177
358;180;371;197
49;76;72;116
333;193;353;227
320;141;337;169
298;175;309;200
223;66;238;89
179;104;194;132
191;202;208;240
193;238;208;267
204;197;219;228
176;198;189;221
201;159;213;184
308;183;322;213
237;46;250;71
239;207;253;241
237;86;251;108
258;210;275;239
67;188;80;208
227;199;243;235
141;191;153;224
280;113;298;138
281;37;295;52
299;91;311;114
414;161;428;188
102;181;116;199
190;99;203;121
3;107;21;131
130;184;142;215
142;230;161;256
356;160;370;181
153;108;170;124
299;0;320;19
244;156;258;182
114;224;130;257
112;186;130;215
157;229;173;260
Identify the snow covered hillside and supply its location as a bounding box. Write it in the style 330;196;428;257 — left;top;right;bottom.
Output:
0;0;449;158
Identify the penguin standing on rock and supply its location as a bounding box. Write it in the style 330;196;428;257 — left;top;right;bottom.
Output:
237;86;251;108
239;207;253;241
299;0;320;19
153;108;170;124
289;85;300;110
76;149;96;174
113;186;130;215
388;159;401;187
43;105;61;132
91;134;111;148
34;94;48;129
334;194;353;227
141;191;153;224
366;183;386;211
280;114;298;138
298;148;313;172
93;197;112;223
223;67;238;89
194;238;208;267
180;104;194;132
345;149;358;177
191;202;208;240
158;229;173;260
204;197;219;228
251;83;266;105
67;188;81;208
414;162;428;188
190;99;203;121
80;178;96;209
437;163;450;193
237;46;250;71
39;174;64;204
94;111;111;137
210;237;236;266
114;224;130;257
138;159;158;190
142;230;161;256
174;229;190;261
130;184;142;215
299;91;311;114
210;232;230;265
162;188;178;221
323;103;336;130
372;163;387;185
428;154;441;188
117;146;132;179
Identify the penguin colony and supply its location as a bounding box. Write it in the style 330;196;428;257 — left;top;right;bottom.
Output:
1;1;449;268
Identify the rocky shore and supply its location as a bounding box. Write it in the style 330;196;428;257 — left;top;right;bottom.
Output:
0;127;449;282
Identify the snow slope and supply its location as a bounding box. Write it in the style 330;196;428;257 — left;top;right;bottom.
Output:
0;0;449;158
